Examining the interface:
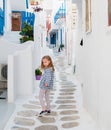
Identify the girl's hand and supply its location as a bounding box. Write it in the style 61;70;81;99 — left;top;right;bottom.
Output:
44;83;48;87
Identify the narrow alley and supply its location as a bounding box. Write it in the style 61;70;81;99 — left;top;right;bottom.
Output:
1;0;111;129
4;49;97;130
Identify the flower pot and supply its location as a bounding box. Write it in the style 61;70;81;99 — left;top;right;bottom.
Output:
36;75;41;80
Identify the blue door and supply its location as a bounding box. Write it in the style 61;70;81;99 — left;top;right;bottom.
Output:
50;33;56;45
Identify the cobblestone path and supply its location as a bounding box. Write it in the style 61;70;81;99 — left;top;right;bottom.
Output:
4;52;80;130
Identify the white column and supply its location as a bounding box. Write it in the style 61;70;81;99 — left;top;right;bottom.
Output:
34;12;42;68
66;0;73;65
5;0;11;32
8;55;15;103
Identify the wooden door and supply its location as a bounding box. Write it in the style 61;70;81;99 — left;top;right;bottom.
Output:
11;12;21;31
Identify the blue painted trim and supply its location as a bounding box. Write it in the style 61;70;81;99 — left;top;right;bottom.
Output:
0;8;4;35
56;31;58;40
0;0;5;35
26;0;29;9
3;0;5;26
60;29;62;44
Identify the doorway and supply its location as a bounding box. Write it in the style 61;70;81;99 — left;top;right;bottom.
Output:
11;12;21;31
50;33;56;47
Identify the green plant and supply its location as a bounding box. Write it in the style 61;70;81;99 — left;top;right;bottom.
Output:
35;68;42;76
19;22;34;43
60;44;64;48
59;44;64;51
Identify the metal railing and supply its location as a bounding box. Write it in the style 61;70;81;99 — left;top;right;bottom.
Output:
54;2;66;23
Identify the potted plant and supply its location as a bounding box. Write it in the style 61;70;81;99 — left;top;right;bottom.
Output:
33;6;43;12
35;68;42;80
19;22;34;43
60;44;64;50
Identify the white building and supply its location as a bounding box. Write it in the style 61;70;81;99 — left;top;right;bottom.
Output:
65;0;111;129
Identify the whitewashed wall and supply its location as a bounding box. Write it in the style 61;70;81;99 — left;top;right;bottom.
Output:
0;39;31;63
34;13;42;68
8;41;34;102
10;0;26;11
75;0;111;129
0;39;34;102
0;1;3;9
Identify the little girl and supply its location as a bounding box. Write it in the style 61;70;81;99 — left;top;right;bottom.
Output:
39;55;55;116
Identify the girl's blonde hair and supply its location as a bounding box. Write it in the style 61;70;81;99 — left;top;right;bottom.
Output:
41;55;55;71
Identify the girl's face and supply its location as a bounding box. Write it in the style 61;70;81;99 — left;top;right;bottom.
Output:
42;58;50;67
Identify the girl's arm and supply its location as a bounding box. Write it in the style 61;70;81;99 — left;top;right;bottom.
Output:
44;69;52;86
